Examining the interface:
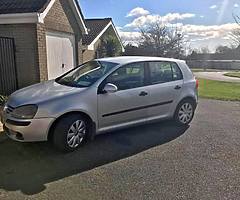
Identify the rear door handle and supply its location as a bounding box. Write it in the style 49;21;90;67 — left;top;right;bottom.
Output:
139;91;148;96
174;85;182;90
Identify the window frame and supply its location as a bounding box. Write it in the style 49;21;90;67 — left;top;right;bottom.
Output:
98;61;149;93
146;61;183;85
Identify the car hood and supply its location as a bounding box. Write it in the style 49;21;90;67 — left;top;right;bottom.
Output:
7;80;85;107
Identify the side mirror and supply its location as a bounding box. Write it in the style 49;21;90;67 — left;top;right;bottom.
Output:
103;83;118;93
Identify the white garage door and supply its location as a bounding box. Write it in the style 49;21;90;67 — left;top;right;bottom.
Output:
46;32;76;80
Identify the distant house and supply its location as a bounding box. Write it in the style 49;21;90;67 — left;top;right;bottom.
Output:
0;0;124;95
82;18;125;62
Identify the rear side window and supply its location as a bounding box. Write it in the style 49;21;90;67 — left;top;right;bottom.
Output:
148;62;183;84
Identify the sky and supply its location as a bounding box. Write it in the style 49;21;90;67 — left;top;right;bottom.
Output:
79;0;240;52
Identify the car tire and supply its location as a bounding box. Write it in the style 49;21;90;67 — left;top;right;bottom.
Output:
174;99;196;126
52;114;89;152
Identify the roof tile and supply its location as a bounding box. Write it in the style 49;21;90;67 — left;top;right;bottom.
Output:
0;0;51;14
82;18;112;45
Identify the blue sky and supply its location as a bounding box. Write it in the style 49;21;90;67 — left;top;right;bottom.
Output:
80;0;240;51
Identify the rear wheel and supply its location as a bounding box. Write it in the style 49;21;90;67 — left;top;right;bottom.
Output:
174;99;196;126
52;114;89;152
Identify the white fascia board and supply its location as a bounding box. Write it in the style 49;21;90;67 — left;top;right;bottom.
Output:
71;0;88;34
88;21;125;52
39;0;56;23
0;13;39;24
111;21;125;52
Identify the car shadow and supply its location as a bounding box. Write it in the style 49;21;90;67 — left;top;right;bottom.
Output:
0;121;189;195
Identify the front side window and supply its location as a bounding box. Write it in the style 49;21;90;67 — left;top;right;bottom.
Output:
149;62;183;84
56;61;118;88
106;63;145;90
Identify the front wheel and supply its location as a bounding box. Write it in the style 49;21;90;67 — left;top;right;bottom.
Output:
174;99;196;126
52;114;89;152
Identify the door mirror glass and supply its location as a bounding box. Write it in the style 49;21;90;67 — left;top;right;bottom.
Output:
103;83;118;93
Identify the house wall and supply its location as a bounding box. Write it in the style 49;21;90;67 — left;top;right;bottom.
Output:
83;26;121;62
0;0;85;91
36;0;84;81
0;24;39;88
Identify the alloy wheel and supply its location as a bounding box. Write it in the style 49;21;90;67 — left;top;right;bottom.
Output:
178;103;193;124
67;120;86;148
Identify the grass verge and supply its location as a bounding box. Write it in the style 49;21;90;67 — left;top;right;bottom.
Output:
224;72;240;78
198;79;240;101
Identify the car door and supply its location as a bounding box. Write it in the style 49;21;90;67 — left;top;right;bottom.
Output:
97;62;150;130
145;61;184;119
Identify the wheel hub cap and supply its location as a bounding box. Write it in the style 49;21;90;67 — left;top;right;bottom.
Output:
67;120;86;148
178;103;193;124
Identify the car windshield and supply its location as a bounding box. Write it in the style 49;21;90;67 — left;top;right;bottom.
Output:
56;61;118;88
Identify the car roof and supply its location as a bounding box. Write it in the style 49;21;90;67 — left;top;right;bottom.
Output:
96;56;185;65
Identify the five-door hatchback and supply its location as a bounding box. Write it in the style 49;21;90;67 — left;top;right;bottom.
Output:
1;56;198;152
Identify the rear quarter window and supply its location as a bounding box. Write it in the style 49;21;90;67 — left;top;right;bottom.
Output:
172;63;183;81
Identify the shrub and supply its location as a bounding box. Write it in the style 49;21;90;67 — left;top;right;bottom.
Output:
0;95;7;107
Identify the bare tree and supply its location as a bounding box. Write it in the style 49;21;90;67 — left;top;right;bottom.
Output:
229;29;240;46
229;13;240;46
138;20;185;58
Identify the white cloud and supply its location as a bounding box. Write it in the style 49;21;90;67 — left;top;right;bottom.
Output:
119;23;239;50
182;23;239;41
125;13;195;28
126;7;150;17
200;15;204;18
210;5;217;9
234;3;239;8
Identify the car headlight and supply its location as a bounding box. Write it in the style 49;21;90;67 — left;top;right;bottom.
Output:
12;105;38;119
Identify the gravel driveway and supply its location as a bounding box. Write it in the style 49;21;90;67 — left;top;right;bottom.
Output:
0;99;240;200
194;71;240;82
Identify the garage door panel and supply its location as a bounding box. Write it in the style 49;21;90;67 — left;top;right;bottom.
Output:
62;37;75;73
46;32;75;80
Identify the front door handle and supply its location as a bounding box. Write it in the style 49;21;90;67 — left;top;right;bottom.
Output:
139;91;148;96
174;85;182;90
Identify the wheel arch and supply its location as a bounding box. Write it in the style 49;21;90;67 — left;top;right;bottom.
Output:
174;96;197;117
47;111;96;142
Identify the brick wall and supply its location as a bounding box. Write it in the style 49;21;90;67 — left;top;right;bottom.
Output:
83;50;96;62
44;0;83;66
36;23;48;81
35;0;84;81
0;24;39;88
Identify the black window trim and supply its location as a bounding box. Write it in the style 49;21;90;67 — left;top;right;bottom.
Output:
146;61;183;86
55;60;119;85
98;61;149;94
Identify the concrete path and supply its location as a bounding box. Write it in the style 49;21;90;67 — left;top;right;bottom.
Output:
194;71;240;82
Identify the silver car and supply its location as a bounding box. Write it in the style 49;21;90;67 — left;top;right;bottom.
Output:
1;56;198;152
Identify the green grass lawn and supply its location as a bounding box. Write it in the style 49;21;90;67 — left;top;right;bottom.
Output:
224;72;240;78
198;79;240;101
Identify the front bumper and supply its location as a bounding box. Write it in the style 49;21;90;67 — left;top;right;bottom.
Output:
1;113;55;142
